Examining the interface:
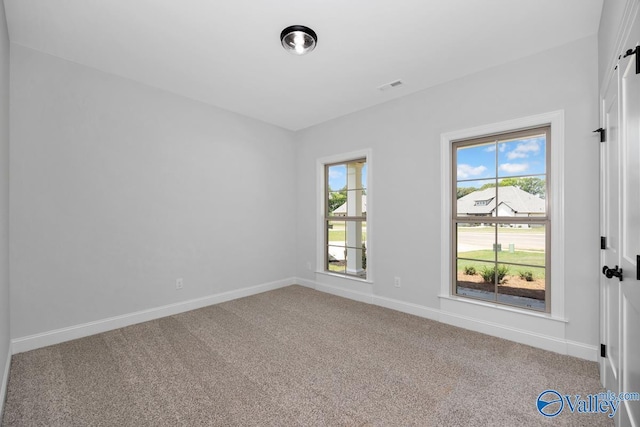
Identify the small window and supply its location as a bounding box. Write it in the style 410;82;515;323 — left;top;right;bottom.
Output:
325;159;367;278
453;126;550;311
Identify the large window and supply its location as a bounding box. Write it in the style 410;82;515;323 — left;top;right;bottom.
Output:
453;126;550;311
325;159;367;278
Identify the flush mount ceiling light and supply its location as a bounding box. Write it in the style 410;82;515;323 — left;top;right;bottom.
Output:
280;25;317;55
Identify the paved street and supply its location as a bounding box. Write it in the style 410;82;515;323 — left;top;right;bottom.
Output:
458;230;545;252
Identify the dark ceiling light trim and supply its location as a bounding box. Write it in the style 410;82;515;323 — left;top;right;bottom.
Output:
280;25;317;55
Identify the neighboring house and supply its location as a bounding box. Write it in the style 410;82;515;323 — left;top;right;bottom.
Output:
457;186;545;219
332;195;367;216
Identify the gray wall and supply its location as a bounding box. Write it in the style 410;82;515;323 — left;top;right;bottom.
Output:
10;45;297;338
295;36;600;348
6;31;602;353
0;0;10;405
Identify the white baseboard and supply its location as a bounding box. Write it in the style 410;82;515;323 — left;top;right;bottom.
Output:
438;309;569;355
10;276;599;362
294;277;598;362
12;278;295;354
566;340;599;362
0;342;11;422
296;278;373;304
371;294;440;322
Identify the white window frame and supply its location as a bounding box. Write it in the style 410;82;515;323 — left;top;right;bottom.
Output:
440;111;565;319
316;149;373;283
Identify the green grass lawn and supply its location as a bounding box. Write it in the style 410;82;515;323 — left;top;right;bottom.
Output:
457;250;545;278
328;228;367;242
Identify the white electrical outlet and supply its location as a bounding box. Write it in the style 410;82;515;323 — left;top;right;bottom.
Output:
394;277;401;288
176;278;184;290
306;261;312;271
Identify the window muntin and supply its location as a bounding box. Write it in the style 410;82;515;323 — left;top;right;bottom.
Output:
325;159;367;278
453;127;550;312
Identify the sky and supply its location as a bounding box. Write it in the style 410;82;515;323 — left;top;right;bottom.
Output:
456;135;546;188
328;163;367;191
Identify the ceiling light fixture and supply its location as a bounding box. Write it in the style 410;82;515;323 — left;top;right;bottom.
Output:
280;25;317;55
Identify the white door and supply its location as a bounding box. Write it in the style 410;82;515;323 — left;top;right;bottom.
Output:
600;55;622;410
600;13;640;427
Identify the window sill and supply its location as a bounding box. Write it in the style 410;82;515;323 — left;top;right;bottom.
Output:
438;294;568;323
315;270;373;284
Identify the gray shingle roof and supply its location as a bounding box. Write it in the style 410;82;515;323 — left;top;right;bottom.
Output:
457;186;545;216
333;195;367;215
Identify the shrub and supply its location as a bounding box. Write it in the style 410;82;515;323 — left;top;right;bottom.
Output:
480;266;494;282
362;243;367;270
464;266;477;275
496;265;509;283
519;270;534;281
480;265;509;284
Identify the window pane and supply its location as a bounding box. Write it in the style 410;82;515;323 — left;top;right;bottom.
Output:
344;244;366;279
327;164;346;192
328;192;347;216
338;190;365;217
360;221;368;248
345;220;366;278
345;160;366;191
327;245;346;273
457;223;496;262
327;220;346;245
497;265;546;311
456;143;496;183
497;134;546;178
497;224;546;267
456;180;497;217
456;260;496;303
360;163;368;191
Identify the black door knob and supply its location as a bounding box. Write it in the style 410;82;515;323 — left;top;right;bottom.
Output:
602;265;623;281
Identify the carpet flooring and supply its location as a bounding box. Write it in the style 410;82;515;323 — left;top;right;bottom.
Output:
2;285;611;426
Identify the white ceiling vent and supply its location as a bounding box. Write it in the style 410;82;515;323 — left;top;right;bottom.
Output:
377;79;403;91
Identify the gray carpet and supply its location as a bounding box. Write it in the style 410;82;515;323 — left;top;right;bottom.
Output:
2;285;611;426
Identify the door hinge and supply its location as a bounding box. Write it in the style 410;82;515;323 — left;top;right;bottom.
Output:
593;128;606;142
601;344;607;358
601;236;607;250
623;45;639;75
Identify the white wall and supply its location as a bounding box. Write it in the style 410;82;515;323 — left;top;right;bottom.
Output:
0;0;11;414
10;45;297;340
295;36;600;358
598;0;633;89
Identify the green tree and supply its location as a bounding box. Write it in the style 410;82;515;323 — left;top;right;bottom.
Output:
480;182;496;190
457;187;477;199
328;187;347;213
471;178;545;198
500;177;545;198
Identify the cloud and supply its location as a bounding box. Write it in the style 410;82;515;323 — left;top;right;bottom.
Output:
507;139;540;160
328;169;344;179
499;163;529;174
485;144;507;153
457;164;487;179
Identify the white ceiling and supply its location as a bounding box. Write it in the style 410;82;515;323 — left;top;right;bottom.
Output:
4;0;603;131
